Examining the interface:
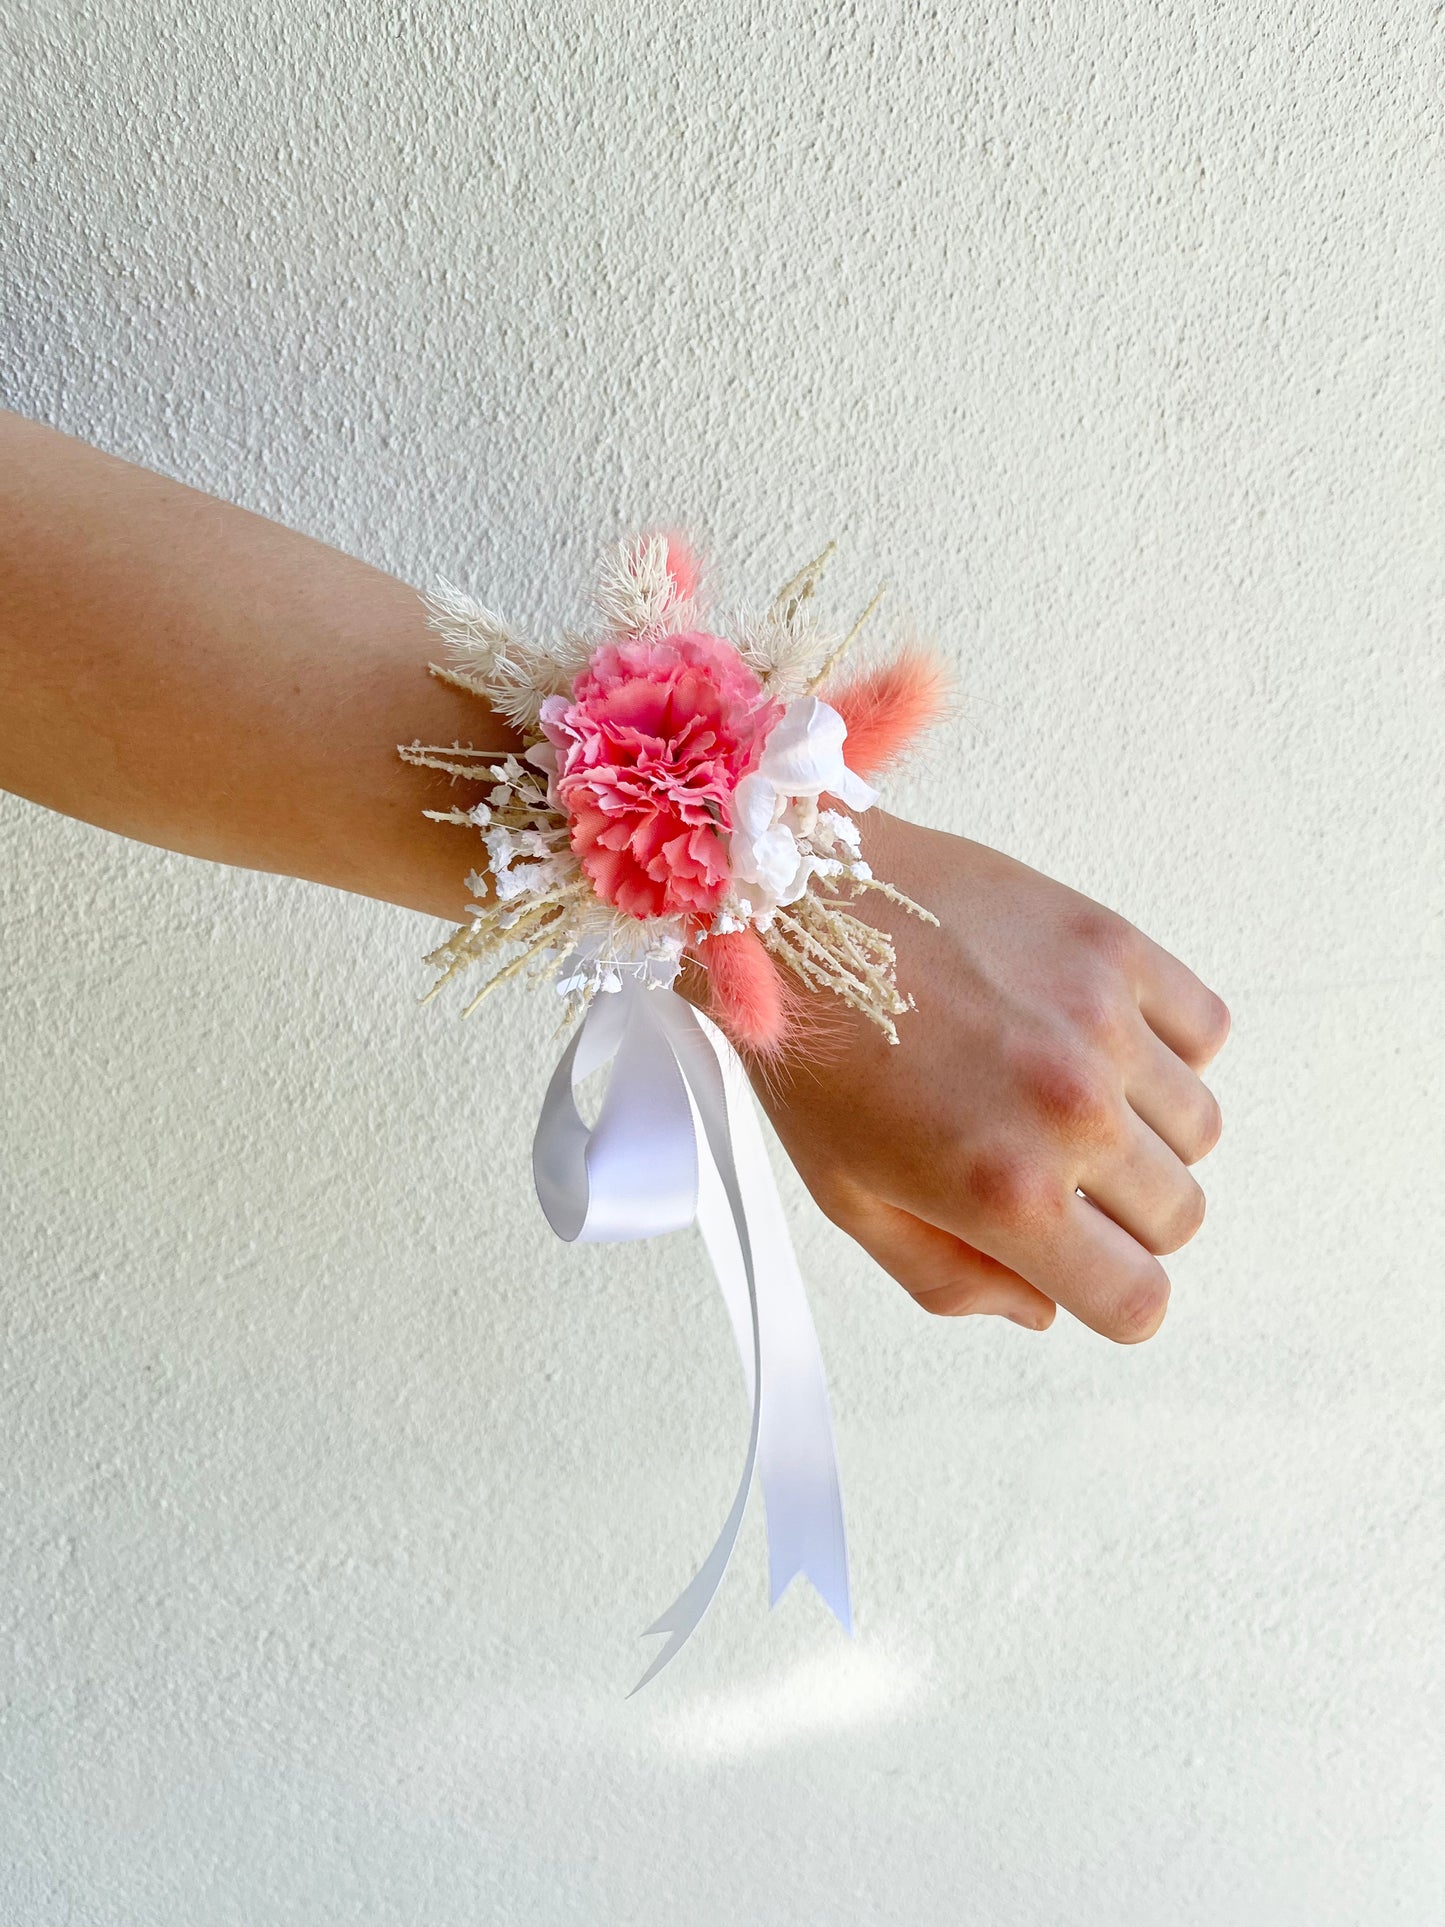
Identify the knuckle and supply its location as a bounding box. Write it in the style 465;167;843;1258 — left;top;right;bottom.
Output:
1200;992;1232;1057
1107;1271;1172;1344
1153;1181;1207;1255
1064;985;1129;1052
912;1281;979;1318
809;1168;866;1232
1023;1053;1120;1149
960;1149;1060;1233
1070;908;1139;972
1183;1088;1223;1163
916;1292;958;1319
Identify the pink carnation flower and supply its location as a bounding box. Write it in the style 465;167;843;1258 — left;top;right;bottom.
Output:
541;631;780;922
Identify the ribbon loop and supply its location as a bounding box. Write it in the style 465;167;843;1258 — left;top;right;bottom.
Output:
533;983;697;1244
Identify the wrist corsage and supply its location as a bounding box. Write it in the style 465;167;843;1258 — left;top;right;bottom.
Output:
401;535;942;1690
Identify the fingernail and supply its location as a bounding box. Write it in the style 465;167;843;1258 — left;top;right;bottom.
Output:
1004;1310;1046;1330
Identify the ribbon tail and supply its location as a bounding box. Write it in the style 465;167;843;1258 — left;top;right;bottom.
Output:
659;996;853;1638
629;1393;761;1696
716;1035;851;1631
531;982;851;1695
627;992;765;1694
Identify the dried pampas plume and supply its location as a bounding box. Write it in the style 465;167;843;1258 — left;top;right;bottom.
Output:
422;579;516;690
592;531;698;638
422;581;571;732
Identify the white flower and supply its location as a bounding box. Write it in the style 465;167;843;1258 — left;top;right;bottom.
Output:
755;697;877;813
817;808;863;856
726;697;877;922
730;815;813;907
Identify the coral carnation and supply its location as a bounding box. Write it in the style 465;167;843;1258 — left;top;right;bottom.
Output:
541;631;780;921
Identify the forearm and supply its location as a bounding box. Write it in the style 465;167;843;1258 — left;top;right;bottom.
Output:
0;411;518;920
0;413;1228;1340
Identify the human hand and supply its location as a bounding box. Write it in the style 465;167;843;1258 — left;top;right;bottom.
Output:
742;812;1230;1339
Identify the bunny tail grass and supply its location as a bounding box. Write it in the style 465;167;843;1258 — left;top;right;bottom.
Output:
824;648;947;780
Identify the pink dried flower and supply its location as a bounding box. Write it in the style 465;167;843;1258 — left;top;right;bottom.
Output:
541;631;780;921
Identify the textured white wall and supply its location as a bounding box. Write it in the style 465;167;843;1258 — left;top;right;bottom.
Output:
2;3;1442;1922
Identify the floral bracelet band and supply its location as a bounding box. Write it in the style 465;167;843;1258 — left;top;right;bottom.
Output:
401;534;941;1050
400;534;942;1690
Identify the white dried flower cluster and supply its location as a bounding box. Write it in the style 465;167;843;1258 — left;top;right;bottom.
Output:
554;904;689;1000
714;806;870;933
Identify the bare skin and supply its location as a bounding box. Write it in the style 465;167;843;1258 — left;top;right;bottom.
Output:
0;411;1228;1340
743;814;1228;1335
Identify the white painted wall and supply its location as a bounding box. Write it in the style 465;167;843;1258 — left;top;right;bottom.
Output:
3;3;1442;1921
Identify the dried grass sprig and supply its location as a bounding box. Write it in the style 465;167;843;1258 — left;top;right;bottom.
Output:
733;605;833;701
762;879;937;1045
399;741;520;781
770;541;836;625
807;583;886;693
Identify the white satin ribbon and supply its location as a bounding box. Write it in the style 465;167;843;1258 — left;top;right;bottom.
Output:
532;977;852;1693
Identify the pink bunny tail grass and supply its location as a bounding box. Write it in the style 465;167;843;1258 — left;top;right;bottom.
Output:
824;647;948;780
685;927;842;1068
656;529;702;607
693;929;792;1054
